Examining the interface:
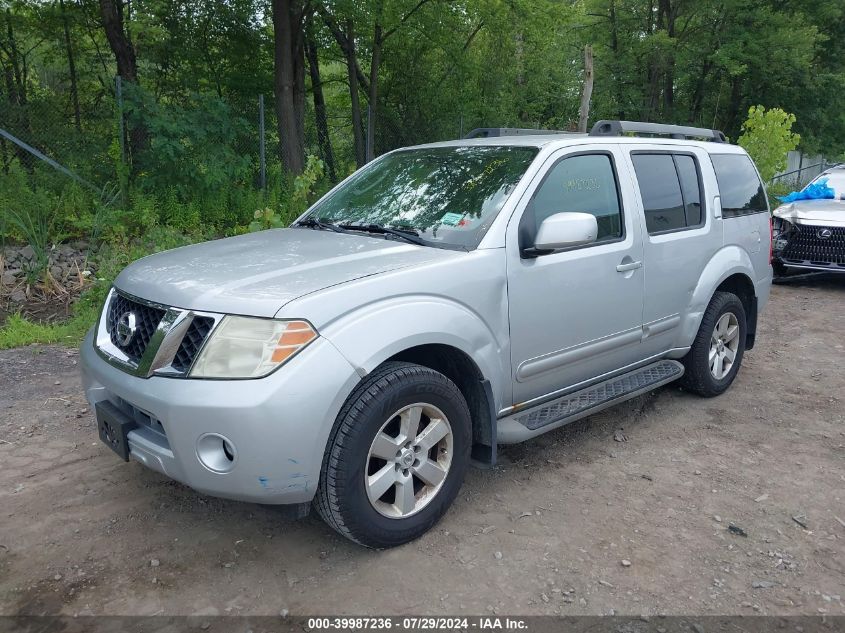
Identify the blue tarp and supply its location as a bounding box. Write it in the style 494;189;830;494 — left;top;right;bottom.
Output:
778;177;836;203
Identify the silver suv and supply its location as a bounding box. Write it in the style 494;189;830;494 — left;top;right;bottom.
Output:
81;121;773;547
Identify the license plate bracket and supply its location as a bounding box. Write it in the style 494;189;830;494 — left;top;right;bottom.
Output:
96;400;136;461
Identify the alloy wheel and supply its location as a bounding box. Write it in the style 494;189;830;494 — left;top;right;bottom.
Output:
709;312;740;380
365;403;453;519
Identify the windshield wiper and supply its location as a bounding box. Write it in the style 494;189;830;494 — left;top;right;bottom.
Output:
295;217;344;232
337;223;429;247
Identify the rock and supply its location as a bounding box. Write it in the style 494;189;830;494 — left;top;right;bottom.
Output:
54;573;62;581
613;429;628;442
280;609;289;617
20;245;34;260
755;494;769;503
150;559;160;567
713;515;722;523
49;265;64;280
621;559;632;567
728;523;748;537
752;581;776;589
10;290;26;303
541;593;550;603
1;271;16;286
494;551;503;560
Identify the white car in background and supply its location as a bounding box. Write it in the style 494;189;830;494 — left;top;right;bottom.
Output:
772;165;845;276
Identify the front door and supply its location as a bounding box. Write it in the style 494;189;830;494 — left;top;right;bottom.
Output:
506;146;645;406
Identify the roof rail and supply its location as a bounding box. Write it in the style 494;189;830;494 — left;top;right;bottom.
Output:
463;127;572;139
589;120;726;143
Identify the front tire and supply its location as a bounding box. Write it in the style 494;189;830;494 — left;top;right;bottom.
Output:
315;361;471;548
680;291;747;397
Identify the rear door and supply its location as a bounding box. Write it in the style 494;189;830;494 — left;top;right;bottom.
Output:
624;145;722;357
506;145;645;406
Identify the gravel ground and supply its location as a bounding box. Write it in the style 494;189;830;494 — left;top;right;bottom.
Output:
1;276;844;617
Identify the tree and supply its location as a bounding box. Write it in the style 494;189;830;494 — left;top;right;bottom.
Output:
738;106;800;183
97;0;137;82
305;16;337;181
98;0;147;160
272;0;306;175
320;0;437;164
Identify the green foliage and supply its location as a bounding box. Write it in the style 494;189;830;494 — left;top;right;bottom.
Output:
248;207;287;232
738;106;801;183
0;312;93;350
126;87;255;201
248;155;324;232
766;181;793;212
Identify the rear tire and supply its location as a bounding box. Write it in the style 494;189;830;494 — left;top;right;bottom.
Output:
315;361;471;548
680;291;747;397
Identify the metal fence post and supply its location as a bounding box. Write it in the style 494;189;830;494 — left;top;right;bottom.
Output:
258;94;266;192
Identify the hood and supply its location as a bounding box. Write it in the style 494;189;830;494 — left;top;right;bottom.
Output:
114;228;459;317
773;199;845;227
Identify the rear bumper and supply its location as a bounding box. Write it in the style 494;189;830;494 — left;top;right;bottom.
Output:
80;328;360;504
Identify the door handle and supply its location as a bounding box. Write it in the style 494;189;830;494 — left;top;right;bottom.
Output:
616;260;642;272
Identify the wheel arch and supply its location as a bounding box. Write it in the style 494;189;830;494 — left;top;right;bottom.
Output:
386;344;497;466
684;247;759;349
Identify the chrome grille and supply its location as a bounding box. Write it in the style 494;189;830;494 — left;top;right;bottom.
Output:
106;293;166;363
782;224;845;267
96;288;220;377
171;316;214;374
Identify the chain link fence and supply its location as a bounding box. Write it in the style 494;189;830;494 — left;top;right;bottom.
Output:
1;79;468;213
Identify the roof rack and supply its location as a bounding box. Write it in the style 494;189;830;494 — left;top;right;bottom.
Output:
463;127;572;139
589;120;726;143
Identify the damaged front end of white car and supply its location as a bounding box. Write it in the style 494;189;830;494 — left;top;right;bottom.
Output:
772;175;845;276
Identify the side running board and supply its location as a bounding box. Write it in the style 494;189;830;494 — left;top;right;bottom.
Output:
497;360;684;444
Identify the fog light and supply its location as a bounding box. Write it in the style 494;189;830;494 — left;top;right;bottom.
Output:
196;433;237;473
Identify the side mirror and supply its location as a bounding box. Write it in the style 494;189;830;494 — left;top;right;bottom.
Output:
526;212;598;257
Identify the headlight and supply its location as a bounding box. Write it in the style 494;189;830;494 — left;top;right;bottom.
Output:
190;317;317;378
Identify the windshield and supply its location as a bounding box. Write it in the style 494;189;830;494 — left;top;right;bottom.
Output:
810;171;845;195
302;145;539;249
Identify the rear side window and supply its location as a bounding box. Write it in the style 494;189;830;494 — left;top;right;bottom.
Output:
711;153;768;216
631;153;704;234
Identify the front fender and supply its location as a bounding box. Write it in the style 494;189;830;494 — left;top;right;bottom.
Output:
320;295;508;410
680;245;756;344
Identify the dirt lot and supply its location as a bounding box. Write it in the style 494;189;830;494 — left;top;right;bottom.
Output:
1;277;844;617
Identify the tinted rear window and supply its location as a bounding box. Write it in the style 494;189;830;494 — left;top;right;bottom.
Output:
632;154;685;233
710;154;768;216
675;155;703;226
631;153;704;234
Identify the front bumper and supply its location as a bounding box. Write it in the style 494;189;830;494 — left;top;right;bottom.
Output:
773;220;845;273
80;328;361;504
